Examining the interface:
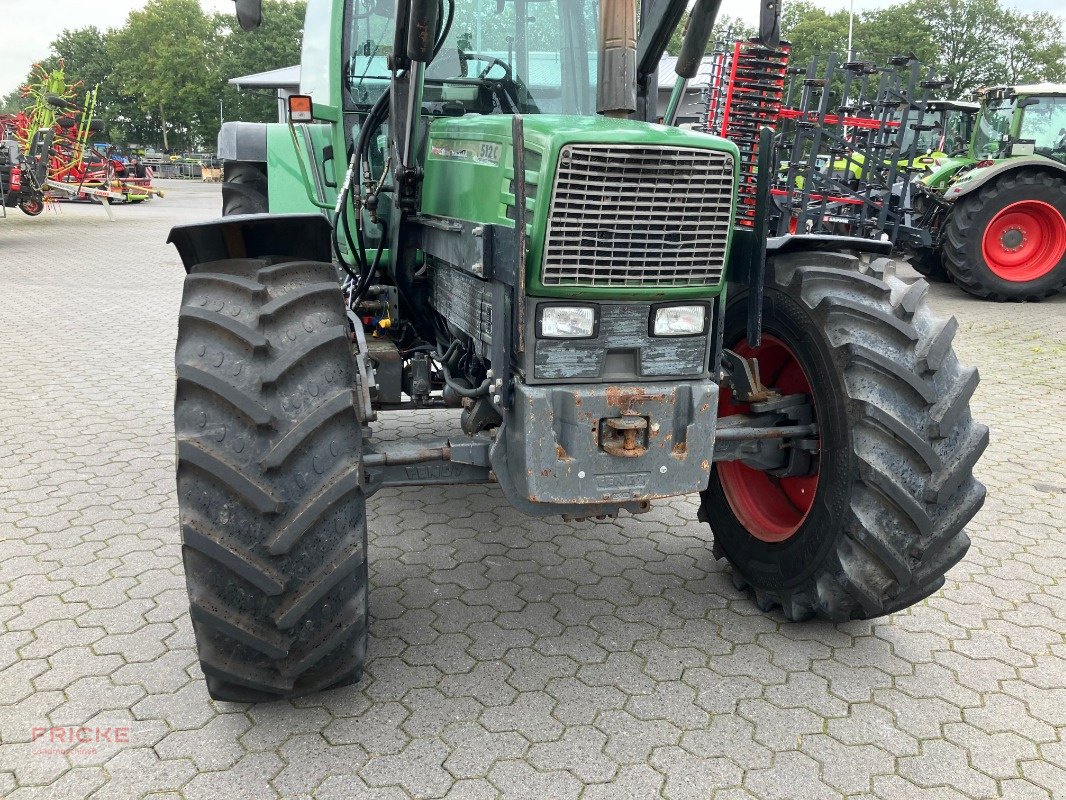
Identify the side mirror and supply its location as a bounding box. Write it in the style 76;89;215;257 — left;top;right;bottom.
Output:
234;0;263;30
759;0;781;47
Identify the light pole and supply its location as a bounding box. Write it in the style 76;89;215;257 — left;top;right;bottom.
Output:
847;0;855;60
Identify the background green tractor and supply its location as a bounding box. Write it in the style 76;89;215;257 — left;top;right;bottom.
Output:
909;84;1066;300
166;0;986;701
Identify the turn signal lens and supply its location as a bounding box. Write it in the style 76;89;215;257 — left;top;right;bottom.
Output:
288;95;314;122
653;305;706;336
539;306;596;338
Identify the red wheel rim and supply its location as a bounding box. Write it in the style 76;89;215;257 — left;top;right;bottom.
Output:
981;200;1066;282
717;335;818;543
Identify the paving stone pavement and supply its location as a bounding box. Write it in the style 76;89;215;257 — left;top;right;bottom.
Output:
0;182;1064;800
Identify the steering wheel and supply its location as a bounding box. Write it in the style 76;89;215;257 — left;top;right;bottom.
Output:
459;53;513;81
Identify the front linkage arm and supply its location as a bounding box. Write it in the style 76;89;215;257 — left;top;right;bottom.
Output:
713;350;819;476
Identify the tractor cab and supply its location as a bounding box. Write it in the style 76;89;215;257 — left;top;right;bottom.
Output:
906;99;979;160
971;84;1066;163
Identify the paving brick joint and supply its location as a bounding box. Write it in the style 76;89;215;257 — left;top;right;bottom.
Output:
0;183;1064;800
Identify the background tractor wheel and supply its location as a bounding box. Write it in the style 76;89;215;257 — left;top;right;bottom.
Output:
175;257;368;701
222;160;268;216
18;196;44;216
700;252;987;621
909;247;950;283
943;170;1066;301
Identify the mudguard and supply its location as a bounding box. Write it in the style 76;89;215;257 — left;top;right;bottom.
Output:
944;155;1066;202
167;214;332;272
217;121;268;163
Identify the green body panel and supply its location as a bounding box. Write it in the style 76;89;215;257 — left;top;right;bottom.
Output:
921;155;974;191
421;114;740;300
265;123;333;213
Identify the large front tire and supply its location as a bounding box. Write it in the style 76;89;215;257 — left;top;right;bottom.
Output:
700;253;988;621
176;257;368;701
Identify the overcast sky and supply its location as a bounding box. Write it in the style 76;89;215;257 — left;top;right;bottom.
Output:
2;0;1063;96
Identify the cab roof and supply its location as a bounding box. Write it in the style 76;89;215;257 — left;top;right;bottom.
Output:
979;83;1066;99
928;99;979;112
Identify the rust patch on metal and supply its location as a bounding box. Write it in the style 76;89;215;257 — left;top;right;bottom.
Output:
604;386;667;413
700;459;710;471
555;444;572;461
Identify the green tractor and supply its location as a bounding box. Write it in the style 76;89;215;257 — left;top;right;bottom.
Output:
168;0;987;701
908;84;1066;300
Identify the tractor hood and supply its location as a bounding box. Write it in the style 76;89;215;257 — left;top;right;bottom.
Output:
921;155;974;190
420;114;740;300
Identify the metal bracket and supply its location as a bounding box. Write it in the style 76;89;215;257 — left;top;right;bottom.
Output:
721;348;774;403
347;310;378;423
363;436;494;496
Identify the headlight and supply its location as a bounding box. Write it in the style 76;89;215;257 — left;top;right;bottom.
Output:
652;304;707;336
538;305;597;338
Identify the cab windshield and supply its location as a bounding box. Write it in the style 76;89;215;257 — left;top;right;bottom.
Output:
346;0;600;115
1019;96;1066;163
972;99;1015;158
903;108;974;155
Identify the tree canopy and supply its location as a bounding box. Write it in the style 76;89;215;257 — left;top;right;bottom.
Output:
777;0;1064;95
1;0;306;152
3;0;1063;150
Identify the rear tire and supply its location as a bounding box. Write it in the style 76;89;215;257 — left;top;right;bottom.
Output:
222;161;268;216
700;252;987;621
942;170;1066;301
176;257;368;701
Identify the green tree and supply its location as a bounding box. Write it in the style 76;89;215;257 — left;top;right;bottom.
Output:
780;1;850;68
48;27;114;92
215;1;307;125
0;90;22;115
665;13;756;57
107;0;221;151
923;0;1010;93
853;1;935;65
997;10;1066;86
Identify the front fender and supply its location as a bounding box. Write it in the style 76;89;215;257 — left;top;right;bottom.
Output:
167;214;332;273
944;156;1066;202
217;121;268;163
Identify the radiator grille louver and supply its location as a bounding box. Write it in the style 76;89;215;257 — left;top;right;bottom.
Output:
542;145;734;287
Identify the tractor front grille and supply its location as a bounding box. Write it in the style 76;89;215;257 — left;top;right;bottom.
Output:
541;144;734;287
